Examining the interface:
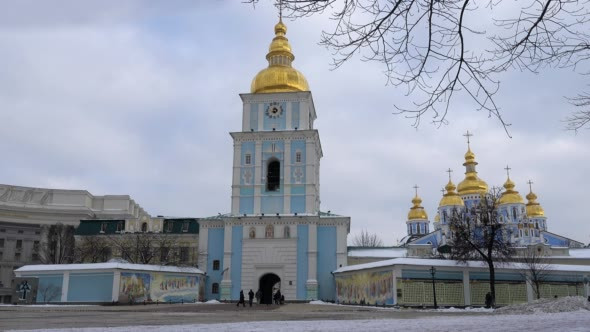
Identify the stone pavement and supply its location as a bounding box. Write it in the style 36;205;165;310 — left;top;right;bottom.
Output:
0;303;491;331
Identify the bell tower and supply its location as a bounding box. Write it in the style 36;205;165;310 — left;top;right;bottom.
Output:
230;20;322;216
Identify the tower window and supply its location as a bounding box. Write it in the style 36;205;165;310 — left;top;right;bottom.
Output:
141;222;148;232
213;260;220;270
266;160;280;191
284;226;290;238
212;283;219;294
245;154;251;165
295;152;302;163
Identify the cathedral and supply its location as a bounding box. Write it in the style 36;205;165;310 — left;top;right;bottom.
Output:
403;135;585;252
196;19;350;303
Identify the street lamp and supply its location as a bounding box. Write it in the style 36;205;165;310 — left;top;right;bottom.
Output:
429;266;438;309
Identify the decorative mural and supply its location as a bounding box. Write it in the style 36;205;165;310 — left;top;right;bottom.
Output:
151;274;199;302
120;272;151;302
119;272;200;303
336;271;394;305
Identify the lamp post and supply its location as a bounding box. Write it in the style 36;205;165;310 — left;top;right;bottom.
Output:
429;266;438;309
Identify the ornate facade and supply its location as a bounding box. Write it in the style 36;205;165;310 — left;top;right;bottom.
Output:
197;19;350;303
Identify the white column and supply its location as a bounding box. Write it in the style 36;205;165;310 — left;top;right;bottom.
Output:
198;227;209;272
463;270;471;306
221;222;233;300
242;102;250;131
231;142;242;215
254;141;263;214
61;271;70;302
526;276;535;303
112;271;121;302
336;223;348;268
284;140;291;214
306;222;318;300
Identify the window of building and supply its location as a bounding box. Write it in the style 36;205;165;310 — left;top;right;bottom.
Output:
141;222;148;232
160;247;169;263
182;222;189;233
212;283;219;294
265;225;274;238
283;226;290;238
17;230;23;234
15;252;21;261
100;223;107;233
266;159;280;191
249;227;256;239
116;222;124;232
213;260;220;270
179;247;189;263
35;231;40;235
0;229;5;233
245;154;252;165
15;240;22;249
166;222;173;233
0;239;4;248
295;151;301;163
33;241;39;251
0;251;3;260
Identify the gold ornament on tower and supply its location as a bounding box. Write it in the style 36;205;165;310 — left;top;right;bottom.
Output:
251;19;310;93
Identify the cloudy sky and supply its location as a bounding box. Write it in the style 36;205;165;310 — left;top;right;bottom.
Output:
0;1;588;245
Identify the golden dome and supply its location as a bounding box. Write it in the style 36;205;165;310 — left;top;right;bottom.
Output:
251;20;310;94
457;148;489;195
498;177;524;205
526;190;545;217
439;180;465;207
408;195;428;220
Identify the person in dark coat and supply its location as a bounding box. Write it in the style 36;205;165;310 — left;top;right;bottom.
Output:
484;292;492;308
255;289;261;304
274;289;282;305
248;289;254;307
236;290;245;307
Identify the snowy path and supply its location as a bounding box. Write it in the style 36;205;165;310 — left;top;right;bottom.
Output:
9;310;590;332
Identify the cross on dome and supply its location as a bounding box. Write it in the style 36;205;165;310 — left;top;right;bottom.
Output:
504;165;512;178
527;179;534;192
446;168;453;181
463;130;473;148
413;184;419;196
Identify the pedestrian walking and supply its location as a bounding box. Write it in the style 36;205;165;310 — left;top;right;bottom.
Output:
236;290;245;307
255;289;261;304
248;289;254;307
484;292;492;308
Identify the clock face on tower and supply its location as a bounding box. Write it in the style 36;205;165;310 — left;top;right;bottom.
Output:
265;102;283;119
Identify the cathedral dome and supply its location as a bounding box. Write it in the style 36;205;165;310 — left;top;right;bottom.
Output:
526;190;545;217
457;148;489;195
439;180;465;207
498;177;524;205
408;195;428;220
251;20;310;93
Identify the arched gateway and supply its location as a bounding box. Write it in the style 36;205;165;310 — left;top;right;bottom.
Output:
259;273;280;304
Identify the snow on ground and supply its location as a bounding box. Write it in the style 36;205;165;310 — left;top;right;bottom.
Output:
9;311;590;332
205;300;221;304
496;296;590;314
0;304;94;307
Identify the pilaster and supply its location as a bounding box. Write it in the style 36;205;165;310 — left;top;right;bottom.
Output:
61;271;70;302
463;270;471;306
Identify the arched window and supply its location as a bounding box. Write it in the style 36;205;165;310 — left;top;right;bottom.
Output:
295;151;302;163
265;225;274;238
512;207;518;221
141;222;148;232
249;227;256;239
212;283;219;294
266;159;280;191
213;260;220;270
283;226;290;238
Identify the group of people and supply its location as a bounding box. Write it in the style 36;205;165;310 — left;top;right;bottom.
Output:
236;289;284;307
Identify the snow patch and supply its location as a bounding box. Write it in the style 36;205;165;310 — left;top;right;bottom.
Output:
205;300;221;304
496;296;590;314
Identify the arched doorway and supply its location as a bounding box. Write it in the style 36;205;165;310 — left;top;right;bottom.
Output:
259;273;280;304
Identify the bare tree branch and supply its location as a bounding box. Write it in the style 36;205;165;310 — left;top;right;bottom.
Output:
351;229;384;247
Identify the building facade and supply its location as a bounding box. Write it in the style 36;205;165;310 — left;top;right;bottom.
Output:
0;184;150;303
197;19;350;303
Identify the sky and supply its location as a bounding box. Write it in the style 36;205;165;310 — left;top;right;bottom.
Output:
0;1;588;246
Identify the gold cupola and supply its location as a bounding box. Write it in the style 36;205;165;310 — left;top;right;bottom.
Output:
250;20;310;94
439;179;465;207
408;192;428;220
498;176;524;205
525;182;545;217
457;134;489;196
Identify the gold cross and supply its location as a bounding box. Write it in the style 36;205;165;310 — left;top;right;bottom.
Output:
463;130;473;147
527;180;534;192
504;165;511;178
446;168;453;181
413;184;419;196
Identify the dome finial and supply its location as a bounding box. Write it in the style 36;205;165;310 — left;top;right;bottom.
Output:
250;11;309;93
463;130;473;149
527;179;534;193
525;179;545;217
408;185;428;220
504;165;512;179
